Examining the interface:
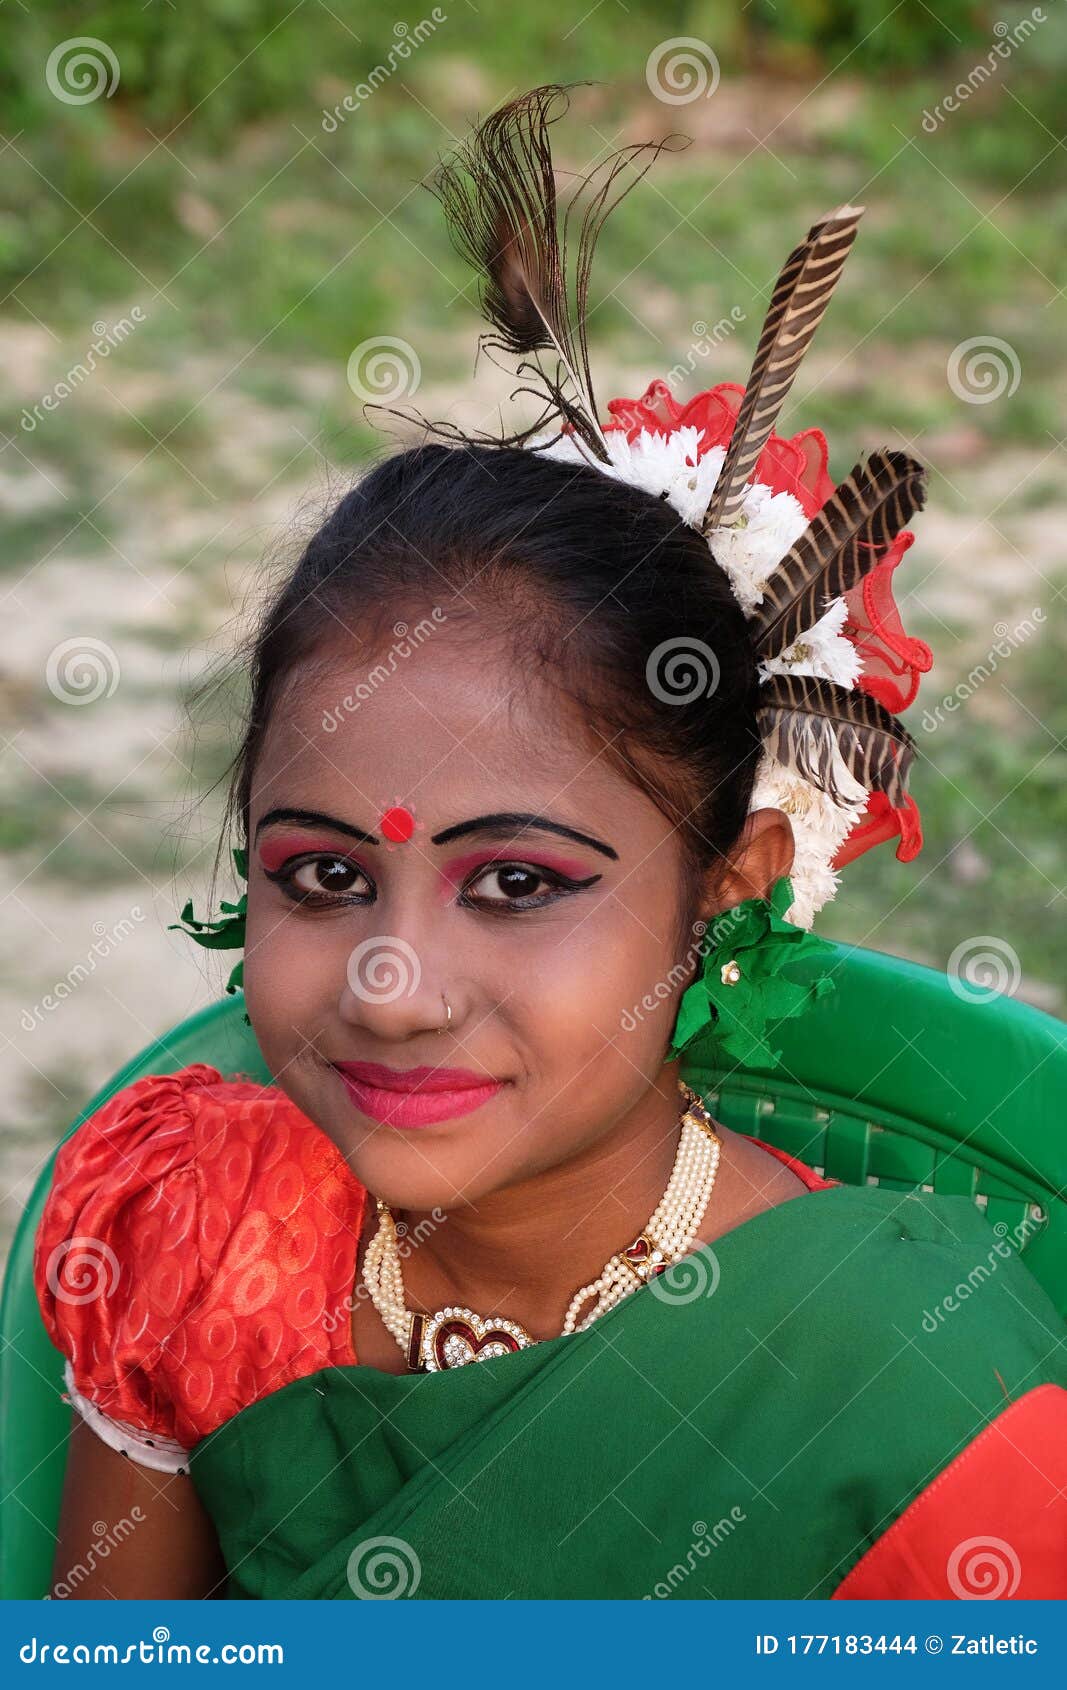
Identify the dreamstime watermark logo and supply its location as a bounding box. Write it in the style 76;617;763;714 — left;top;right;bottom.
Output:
20;310;146;432
643;1509;746;1598
646;38;720;104
321;611;447;733
921;9;1046;132
323;1208;447;1334
947;335;1021;405
647;1246;721;1306
21;908;146;1032
21;1630;284;1663
919;608;1045;732
946;1535;1021;1599
346;335;421;403
920;1211;1044;1334
621;917;708;1034
665;311;747;392
321;11;447;130
620;902;748;1036
346;936;422;1004
49;1512;145;1599
46;637;120;705
45;37;120;104
947;935;1021;1004
45;1237;122;1307
646;637;721;705
346;1535;422;1598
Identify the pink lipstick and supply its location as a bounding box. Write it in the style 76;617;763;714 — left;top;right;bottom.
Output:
331;1061;505;1129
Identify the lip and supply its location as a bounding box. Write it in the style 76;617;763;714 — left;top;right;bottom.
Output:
330;1061;505;1129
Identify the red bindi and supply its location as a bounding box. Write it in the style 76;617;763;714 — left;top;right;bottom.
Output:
380;804;416;844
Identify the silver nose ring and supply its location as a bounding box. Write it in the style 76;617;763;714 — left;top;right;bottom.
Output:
437;992;452;1034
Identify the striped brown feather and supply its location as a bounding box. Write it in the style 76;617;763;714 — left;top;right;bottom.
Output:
751;450;927;658
756;672;915;808
702;204;864;533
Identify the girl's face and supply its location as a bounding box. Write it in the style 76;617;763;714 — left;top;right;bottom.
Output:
243;630;711;1211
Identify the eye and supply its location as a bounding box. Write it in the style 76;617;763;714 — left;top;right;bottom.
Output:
462;861;600;911
266;854;372;905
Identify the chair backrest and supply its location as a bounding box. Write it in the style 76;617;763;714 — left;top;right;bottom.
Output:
682;941;1067;1306
2;941;1065;1597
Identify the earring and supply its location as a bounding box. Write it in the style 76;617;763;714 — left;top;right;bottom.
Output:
437;992;452;1035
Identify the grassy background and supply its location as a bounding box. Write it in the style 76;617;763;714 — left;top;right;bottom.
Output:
2;1;1065;1255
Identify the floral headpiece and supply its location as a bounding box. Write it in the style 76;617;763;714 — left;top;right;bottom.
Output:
535;375;931;926
401;84;933;933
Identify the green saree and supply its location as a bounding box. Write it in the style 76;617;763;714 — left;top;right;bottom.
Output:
189;1182;1067;1599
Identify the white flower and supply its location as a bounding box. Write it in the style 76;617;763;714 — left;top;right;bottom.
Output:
758;596;863;689
707;480;810;615
530;424;725;528
750;747;869;928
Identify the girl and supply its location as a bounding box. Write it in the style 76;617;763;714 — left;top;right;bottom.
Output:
34;85;1067;1601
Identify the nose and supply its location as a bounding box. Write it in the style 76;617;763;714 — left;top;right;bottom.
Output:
337;931;450;1040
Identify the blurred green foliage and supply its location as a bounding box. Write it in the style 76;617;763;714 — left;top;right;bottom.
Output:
748;0;986;67
0;1;1033;139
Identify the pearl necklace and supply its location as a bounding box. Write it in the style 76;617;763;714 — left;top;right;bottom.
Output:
363;1079;722;1372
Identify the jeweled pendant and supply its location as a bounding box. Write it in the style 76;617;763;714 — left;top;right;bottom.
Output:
622;1232;667;1279
417;1307;535;1371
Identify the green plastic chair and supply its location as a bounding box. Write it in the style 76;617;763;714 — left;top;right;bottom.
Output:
3;940;1066;1598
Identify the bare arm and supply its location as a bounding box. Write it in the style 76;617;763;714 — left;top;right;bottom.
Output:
49;1418;227;1600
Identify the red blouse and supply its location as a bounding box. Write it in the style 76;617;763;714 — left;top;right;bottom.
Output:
33;1065;833;1472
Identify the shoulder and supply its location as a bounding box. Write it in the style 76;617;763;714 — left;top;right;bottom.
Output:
730;1128;837;1195
820;1184;1057;1315
783;1182;1062;1348
712;1178;1067;1434
36;1063;304;1291
34;1064;365;1467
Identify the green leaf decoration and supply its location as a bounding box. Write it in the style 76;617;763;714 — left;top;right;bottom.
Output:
666;875;837;1069
169;846;248;965
170;846;251;1022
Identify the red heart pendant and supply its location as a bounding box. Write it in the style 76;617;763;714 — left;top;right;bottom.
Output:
420;1307;533;1371
622;1233;665;1279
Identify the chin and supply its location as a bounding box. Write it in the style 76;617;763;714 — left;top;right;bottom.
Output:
347;1137;505;1214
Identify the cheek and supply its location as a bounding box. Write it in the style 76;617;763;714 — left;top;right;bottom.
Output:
520;887;688;1064
242;904;348;1036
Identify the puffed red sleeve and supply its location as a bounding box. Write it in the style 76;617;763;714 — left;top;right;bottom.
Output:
33;1065;221;1475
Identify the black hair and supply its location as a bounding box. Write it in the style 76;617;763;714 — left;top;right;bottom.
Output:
221;440;762;948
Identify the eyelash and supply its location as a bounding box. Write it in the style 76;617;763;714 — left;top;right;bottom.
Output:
262;853;601;914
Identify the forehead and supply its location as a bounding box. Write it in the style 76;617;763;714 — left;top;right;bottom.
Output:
248;632;646;828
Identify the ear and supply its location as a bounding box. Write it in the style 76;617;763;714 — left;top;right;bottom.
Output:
701;807;795;918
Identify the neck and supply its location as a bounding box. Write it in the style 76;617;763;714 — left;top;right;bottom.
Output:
386;1069;694;1336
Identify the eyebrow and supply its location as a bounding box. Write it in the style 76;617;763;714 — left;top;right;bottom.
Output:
431;813;618;859
254;807;618;860
254;808;379;845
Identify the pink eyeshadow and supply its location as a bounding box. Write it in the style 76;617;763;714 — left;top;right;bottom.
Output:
257;834;363;874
